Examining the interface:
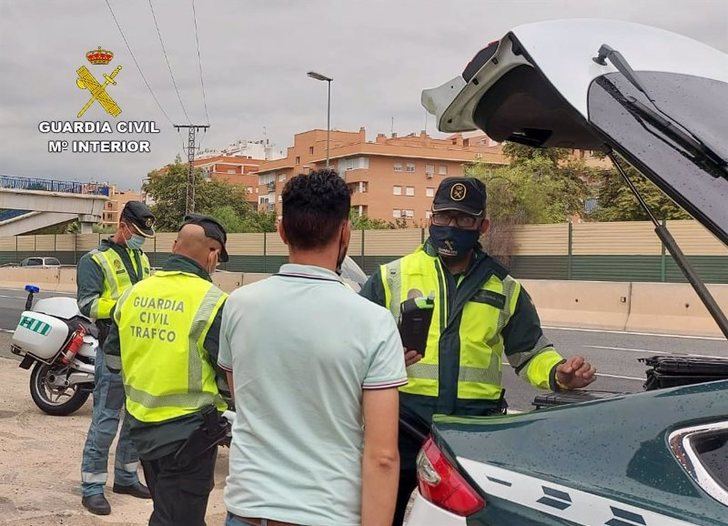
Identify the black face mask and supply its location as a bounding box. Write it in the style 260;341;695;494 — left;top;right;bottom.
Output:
335;229;349;275
429;225;480;258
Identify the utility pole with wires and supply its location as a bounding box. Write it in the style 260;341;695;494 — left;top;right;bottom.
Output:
175;124;209;214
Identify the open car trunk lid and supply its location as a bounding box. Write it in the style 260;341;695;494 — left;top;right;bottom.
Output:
421;18;728;245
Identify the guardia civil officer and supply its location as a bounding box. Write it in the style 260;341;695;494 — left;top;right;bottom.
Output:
104;214;229;526
360;177;598;525
78;201;154;515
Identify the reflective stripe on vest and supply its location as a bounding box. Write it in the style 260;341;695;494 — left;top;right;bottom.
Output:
117;271;227;423
90;248;151;317
382;247;520;402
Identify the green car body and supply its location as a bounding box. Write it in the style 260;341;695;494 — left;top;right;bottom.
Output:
432;381;728;525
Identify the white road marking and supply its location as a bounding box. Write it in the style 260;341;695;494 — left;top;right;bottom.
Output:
544;325;725;341
586;345;727;360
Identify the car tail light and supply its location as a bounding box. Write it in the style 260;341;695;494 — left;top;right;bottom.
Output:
416;436;485;516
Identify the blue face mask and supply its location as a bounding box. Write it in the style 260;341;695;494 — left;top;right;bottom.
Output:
429;225;479;258
126;233;146;250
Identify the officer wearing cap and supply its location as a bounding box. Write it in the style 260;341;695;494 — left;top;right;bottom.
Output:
78;201;155;515
360;177;597;525
104;214;230;526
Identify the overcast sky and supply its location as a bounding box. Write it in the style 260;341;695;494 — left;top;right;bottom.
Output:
1;0;726;189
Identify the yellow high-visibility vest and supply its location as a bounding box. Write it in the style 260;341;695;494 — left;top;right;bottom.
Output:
89;247;151;319
114;270;227;423
381;246;562;405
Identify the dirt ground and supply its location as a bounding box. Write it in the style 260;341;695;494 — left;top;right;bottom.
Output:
0;356;230;526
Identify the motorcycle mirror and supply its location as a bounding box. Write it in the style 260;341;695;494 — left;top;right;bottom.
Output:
24;285;40;294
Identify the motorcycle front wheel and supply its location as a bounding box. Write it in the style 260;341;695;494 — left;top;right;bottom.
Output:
29;362;90;416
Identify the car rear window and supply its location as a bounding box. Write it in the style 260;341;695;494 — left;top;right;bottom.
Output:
45;258;60;266
693;430;728;491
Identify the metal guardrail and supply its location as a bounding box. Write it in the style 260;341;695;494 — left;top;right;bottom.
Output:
0;175;110;196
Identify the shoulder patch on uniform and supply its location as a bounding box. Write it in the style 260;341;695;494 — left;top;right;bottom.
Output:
487;256;510;280
471;290;506;309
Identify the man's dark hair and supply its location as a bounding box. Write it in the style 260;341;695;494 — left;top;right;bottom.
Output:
281;169;351;250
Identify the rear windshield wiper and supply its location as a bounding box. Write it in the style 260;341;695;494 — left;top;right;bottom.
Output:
594;44;728;178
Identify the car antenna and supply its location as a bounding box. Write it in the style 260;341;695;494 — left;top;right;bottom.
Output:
606;149;728;340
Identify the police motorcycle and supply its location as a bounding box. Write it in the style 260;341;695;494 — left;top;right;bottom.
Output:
11;285;98;416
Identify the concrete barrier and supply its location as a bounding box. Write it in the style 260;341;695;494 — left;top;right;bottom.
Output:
626;282;728;337
522;279;632;331
211;271;244;293
241;273;269;286
0;267;62;292
0;266;724;337
57;266;77;293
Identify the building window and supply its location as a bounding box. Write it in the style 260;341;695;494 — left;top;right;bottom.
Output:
426;187;435;197
359;181;368;193
392;209;402;218
278;195;282;202
425;164;435;175
393;185;402;196
309;146;314;155
338;156;370;172
278;174;286;182
405;162;416;173
404;209;414;218
295;156;301;165
227;169;236;174
438;165;447;175
260;173;275;185
405;186;415;196
394;162;403;172
425;210;433;219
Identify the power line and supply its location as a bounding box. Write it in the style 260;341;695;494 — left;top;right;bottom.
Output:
104;0;173;125
147;0;191;124
191;0;210;124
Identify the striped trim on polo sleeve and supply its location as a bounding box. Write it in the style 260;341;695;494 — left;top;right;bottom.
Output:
362;377;409;390
217;361;233;372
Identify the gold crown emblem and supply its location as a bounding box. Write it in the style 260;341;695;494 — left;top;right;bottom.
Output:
86;46;114;65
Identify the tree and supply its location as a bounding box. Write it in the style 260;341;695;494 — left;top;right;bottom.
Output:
209;205;277;233
502;142;573;167
349;210;399;230
466;157;589;225
589;160;691;221
466;142;592;264
144;160;276;232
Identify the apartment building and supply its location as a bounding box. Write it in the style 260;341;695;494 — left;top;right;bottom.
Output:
256;128;507;224
99;186;143;227
193;155;262;207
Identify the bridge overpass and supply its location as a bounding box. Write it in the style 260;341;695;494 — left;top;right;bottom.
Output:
0;176;108;236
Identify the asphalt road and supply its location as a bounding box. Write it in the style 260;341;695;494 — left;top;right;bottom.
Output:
0;287;725;412
0;287;75;333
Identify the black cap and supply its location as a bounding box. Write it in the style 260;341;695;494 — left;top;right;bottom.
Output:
182;214;229;262
432;177;487;216
121;201;156;238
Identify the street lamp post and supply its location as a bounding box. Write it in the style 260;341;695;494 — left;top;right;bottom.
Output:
307;71;333;168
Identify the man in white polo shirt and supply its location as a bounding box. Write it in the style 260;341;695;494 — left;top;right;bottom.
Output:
218;169;407;526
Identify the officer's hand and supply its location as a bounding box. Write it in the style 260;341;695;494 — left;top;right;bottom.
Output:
555;356;596;390
404;349;423;367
